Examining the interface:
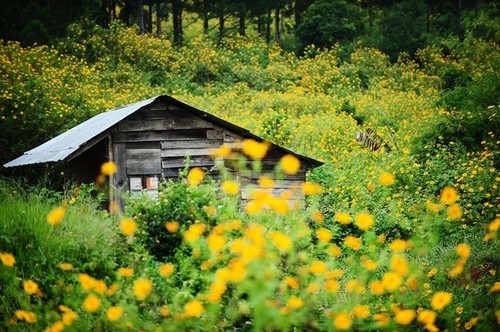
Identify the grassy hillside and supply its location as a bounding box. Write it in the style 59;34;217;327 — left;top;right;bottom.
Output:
0;23;498;330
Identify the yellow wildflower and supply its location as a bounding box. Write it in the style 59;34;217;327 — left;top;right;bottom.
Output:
133;278;153;301
120;218;137;237
353;305;370;319
187;167;204;186
286;296;304;309
355;212;374;231
447;203;463;220
158;263;175;277
101;161;117;175
209;144;231;158
118;267;134;278
47;206;65;225
382;271;402;291
78;273;95;290
311;211;325;223
309;260;328;275
490;282;500;293
106;306;123;321
284;276;299;289
184;299;204;317
379;172;395;186
165;221;180;233
390;255;409;276
326;244;341;257
184;223;206;242
389;239;409;252
257;176;275;188
221;180;239;195
395;309;415;325
456;243;471;259
280;154;300;175
373;313;391;326
0;252;16;267
324;280;340;293
301;182;323;195
82;294;101;313
334;211;351;224
440;186;458;204
344;235;362;250
430;291;453;311
316;228;332;243
15;310;37;323
417;310;437;325
242;139;270;160
58;262;74;271
333;312;352;330
160;305;171;317
268;231;293;252
23;280;39;295
369;280;385;295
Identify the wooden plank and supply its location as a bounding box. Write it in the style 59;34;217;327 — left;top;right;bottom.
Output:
113;130;208;143
160;139;222;149
206;129;224;139
126;148;161;175
160;148;210;158
119;118;213;132
162;156;214;169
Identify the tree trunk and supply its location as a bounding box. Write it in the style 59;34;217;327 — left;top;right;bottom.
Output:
238;10;246;36
294;0;301;28
148;1;153;33
218;14;225;42
274;7;281;44
455;0;464;40
202;0;209;35
156;0;162;37
172;0;183;46
138;0;145;34
265;10;271;44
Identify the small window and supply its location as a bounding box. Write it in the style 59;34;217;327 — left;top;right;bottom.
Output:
129;175;160;197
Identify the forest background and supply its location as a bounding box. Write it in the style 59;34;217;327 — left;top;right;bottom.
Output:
0;0;499;331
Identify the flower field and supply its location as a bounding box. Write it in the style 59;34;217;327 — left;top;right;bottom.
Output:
0;23;499;331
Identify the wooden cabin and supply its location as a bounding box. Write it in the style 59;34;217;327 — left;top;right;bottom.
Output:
4;95;322;205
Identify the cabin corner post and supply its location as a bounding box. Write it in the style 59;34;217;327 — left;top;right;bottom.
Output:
110;134;127;211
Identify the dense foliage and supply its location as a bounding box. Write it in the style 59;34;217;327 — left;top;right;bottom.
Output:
0;6;499;332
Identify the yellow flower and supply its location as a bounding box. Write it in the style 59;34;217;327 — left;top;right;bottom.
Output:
311;211;325;223
93;279;107;294
425;200;442;212
286;296;304;309
395;309;415;325
316;228;332;243
78;273;95;290
184;299;204;317
284;276;299;289
430;291;453;311
417;310;436;325
390;255;409;276
257;176;275;188
15;310;37;323
242;139;269;160
427;267;438;278
280;154;300;175
133;278;153;301
344;235;362;250
361;257;378;271
490;282;500;293
165;221;180;233
456;243;471;259
160;305;171;317
324;280;340;293
184;223;206;242
447;204;462;220
440;186;458;204
47;206;65;226
106;306;123;321
0;252;16;267
58;262;74;271
355;212;374;231
326;244;342;257
382;271;402;292
268;231;293;252
158;263;175;277
118;267;134;278
334;211;351;224
389;239;409;252
333;312;352;330
62;309;78;326
209;144;231;158
207;233;226;253
82;294;101;313
307;282;320;293
106;283;119;296
345;279;365;293
101;161;117;175
301;182;323;195
369;280;385;295
221;180;239;195
187;167;204;186
23;280;39;295
207;281;226;303
379;172;395;186
120;218;137;237
309;260;328;275
353;305;370;319
373;313;391;326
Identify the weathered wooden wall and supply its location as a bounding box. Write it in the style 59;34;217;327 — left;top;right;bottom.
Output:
110;99;306;205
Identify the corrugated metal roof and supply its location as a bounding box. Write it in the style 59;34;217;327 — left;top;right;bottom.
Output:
4;95;323;168
4;96;157;167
